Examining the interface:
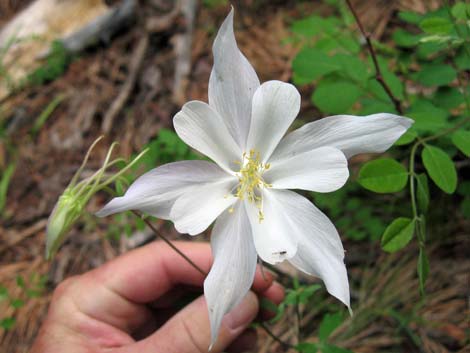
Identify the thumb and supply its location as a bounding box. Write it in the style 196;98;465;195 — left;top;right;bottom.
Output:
136;291;259;353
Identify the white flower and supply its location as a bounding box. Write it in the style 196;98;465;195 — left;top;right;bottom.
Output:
97;9;413;345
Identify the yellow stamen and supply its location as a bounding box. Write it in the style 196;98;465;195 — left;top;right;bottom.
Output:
234;149;271;222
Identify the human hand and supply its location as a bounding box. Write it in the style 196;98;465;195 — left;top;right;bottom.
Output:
31;241;284;353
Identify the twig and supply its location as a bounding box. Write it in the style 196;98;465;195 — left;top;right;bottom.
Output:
101;35;149;133
345;0;403;115
0;219;47;254
130;210;206;276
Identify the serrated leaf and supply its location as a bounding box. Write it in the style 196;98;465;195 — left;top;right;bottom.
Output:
418;248;429;294
422;145;457;194
319;312;343;341
416;173;430;213
381;217;415;253
358;158;408;193
420;17;453;35
312;79;361;114
292;48;342;83
415;64;457;87
451;130;470;157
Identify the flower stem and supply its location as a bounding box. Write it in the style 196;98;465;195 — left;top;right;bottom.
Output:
130;210;207;276
345;0;403;114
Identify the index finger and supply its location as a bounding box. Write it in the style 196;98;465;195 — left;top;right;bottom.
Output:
88;240;275;304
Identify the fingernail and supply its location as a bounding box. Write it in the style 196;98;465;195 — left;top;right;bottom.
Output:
224;291;258;330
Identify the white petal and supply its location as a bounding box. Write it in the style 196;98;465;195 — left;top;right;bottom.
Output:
173;101;242;173
96;160;230;219
267;189;350;309
246;80;301;162
209;8;260;148
170;179;237;235
264;146;349;192
270;113;414;162
245;189;298;265
204;202;257;346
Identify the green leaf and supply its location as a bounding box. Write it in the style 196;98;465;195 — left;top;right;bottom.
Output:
319;312;343;341
16;275;25;288
359;98;395;116
418;248;429;294
358;158;408;193
0;317;16;330
417;41;448;59
422;145;457;194
451;130;470;157
0;285;8;301
312;79;361;114
381;217;415;253
298;284;322;304
455;49;470;70
419;17;453;35
433;87;465;109
260;298;278;313
291;16;339;37
322;344;354;353
393;29;421;48
297;343;318;353
10;298;24;309
330;54;369;84
416;173;430;213
292;48;341;83
399;11;424;24
0;163;15;213
415;64;457;87
407;100;448;133
395;129;417;146
451;2;470;20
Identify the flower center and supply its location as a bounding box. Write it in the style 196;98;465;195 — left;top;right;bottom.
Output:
233;149;271;221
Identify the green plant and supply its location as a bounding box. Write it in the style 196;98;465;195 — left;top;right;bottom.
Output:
291;0;469;295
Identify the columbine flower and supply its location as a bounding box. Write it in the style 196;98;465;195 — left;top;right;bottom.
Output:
97;9;413;345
